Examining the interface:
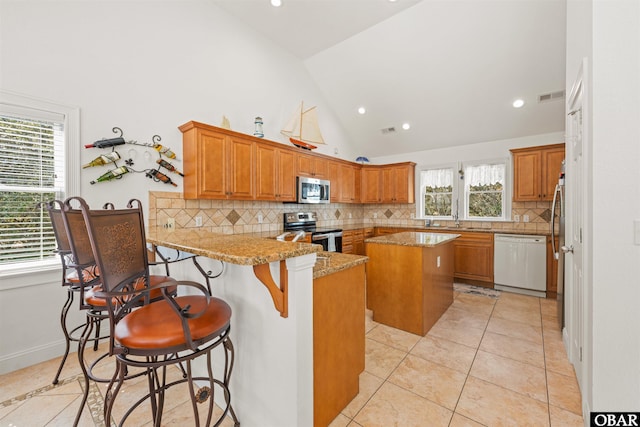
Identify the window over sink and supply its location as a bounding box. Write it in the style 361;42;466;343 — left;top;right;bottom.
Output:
417;159;510;222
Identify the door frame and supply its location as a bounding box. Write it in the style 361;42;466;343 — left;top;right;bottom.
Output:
565;57;591;417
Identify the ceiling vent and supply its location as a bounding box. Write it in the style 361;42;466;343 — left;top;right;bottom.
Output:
538;90;565;103
381;127;396;134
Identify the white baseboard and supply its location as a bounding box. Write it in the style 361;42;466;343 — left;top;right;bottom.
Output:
0;340;67;375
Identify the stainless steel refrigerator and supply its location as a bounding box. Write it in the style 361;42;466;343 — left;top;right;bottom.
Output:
551;162;565;329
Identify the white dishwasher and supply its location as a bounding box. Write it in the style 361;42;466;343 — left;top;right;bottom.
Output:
494;234;547;297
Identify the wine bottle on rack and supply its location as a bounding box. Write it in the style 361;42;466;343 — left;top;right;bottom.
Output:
147;169;177;187
90;166;129;184
84;137;126;149
83;151;121;168
156;159;184;176
153;144;176;159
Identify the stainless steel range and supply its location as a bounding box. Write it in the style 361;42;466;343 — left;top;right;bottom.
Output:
283;212;343;252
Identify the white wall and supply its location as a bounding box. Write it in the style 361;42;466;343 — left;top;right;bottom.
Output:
589;0;640;411
0;0;354;372
0;0;355;210
370;131;564;166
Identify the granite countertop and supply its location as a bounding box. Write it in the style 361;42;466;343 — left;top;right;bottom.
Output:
422;226;549;236
365;231;460;247
313;252;368;279
147;227;322;265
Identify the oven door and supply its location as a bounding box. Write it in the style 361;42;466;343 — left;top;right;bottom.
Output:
312;232;343;252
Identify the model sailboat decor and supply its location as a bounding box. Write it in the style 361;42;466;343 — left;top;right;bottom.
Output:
281;102;326;150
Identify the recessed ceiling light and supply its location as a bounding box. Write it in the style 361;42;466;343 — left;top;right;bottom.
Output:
513;99;525;108
270;0;282;7
402;123;411;130
357;107;366;115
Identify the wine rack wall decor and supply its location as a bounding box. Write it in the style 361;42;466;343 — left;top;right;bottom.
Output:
84;127;183;187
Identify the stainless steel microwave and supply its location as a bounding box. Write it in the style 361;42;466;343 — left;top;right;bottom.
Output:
297;176;330;204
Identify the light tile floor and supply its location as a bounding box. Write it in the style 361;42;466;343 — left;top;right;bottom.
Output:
331;288;585;427
0;287;584;426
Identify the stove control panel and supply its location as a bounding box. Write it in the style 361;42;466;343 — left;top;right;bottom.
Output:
284;212;317;224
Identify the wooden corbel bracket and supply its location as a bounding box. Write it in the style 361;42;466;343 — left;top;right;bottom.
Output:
253;261;288;318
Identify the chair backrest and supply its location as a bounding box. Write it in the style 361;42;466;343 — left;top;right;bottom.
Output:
61;198;98;270
41;200;71;255
77;197;150;295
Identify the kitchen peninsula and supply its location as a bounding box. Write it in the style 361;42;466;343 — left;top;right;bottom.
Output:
146;227;367;427
365;232;459;336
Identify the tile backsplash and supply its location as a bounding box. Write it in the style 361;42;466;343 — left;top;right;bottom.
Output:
148;192;553;234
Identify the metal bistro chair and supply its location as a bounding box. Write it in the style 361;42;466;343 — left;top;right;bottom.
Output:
40;200;102;386
77;197;239;427
59;197;177;426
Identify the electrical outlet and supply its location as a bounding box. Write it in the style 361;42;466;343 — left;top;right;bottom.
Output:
166;218;175;229
257;213;263;224
514;214;520;222
195;216;203;227
410;213;415;219
437;256;441;268
523;215;530;223
348;213;352;219
373;213;378;219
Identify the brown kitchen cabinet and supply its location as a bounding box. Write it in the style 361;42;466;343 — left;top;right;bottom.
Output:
361;167;382;203
362;162;415;204
297;152;328;179
342;230;355;254
452;231;494;286
313;263;365;427
511;143;565;201
339;163;360;203
353;229;365;255
366;235;455;335
180;121;255;200
255;143;296;202
381;163;416;203
327;161;341;202
342;229;366;255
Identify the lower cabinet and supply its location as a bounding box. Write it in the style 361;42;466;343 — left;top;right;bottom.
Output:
313;264;365;427
342;229;366;255
452;232;494;285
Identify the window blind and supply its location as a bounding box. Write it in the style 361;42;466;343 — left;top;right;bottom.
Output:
0;114;65;264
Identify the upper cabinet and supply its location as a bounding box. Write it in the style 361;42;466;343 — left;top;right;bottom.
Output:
339;163;360;203
255;144;296;202
361;163;416;204
361;167;382;203
511;143;565;202
381;163;415;204
327;161;341;203
181;121;255;200
180;121;413;204
297;153;328;179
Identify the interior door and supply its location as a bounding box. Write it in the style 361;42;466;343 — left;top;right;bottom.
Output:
566;61;586;390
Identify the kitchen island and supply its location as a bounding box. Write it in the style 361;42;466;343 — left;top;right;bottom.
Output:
365;232;459;336
146;227;367;427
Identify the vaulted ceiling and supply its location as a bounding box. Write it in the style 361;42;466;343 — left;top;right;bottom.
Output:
212;0;567;158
